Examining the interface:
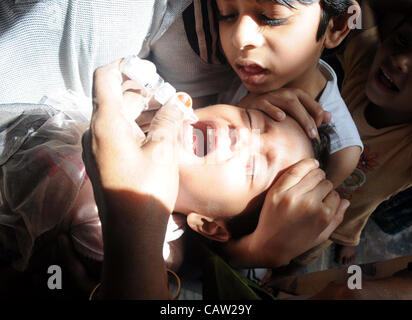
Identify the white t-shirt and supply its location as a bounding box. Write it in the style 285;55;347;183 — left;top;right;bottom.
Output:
218;59;364;154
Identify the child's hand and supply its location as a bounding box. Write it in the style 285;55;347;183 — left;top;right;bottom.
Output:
238;88;331;140
251;159;348;267
224;159;349;268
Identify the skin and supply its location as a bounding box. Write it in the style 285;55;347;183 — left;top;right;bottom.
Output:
174;104;315;220
65;103;316;250
337;13;412;265
216;0;327;99
216;0;361;189
365;19;412;128
1;61;347;299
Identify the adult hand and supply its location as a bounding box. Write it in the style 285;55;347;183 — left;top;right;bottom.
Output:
238;88;331;140
83;60;190;224
224;159;349;268
82;60;191;299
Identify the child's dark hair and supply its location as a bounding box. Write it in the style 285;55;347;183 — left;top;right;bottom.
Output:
368;0;412;42
271;0;354;40
225;124;333;240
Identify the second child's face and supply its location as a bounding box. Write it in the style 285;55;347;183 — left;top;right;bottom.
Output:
216;0;324;94
366;19;412;116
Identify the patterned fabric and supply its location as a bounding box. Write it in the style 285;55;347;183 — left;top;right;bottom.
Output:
0;0;191;104
331;28;412;246
182;0;226;65
371;187;412;235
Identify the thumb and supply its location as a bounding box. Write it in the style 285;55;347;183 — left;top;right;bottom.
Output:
147;92;196;144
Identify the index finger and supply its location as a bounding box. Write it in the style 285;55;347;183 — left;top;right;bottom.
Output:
92;60;124;117
295;89;330;127
267;159;320;195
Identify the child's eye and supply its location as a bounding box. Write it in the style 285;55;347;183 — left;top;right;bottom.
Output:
258;14;286;26
245;109;252;129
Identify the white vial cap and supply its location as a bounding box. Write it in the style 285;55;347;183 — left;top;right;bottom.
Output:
155;82;176;105
120;56;159;92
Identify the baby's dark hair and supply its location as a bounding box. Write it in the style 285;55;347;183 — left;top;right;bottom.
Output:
311;124;333;171
226;124;333;240
266;0;354;40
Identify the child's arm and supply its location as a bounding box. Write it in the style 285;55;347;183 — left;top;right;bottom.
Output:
327;146;362;188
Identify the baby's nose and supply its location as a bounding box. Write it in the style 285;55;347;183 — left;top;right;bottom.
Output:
233;15;264;51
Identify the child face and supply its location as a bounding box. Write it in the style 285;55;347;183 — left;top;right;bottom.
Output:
175;104;314;219
216;0;324;94
366;19;412;116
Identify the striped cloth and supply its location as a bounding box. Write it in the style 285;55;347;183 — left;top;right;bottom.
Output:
0;0;191;104
150;0;236;99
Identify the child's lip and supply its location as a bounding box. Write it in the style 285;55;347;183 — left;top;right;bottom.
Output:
235;59;269;85
379;66;401;91
235;58;266;69
235;59;268;74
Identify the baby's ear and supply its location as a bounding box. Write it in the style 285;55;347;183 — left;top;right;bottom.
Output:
186;213;231;242
324;2;360;49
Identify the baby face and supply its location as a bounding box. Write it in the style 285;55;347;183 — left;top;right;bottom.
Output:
174;104;314;219
216;0;324;94
366;18;412;116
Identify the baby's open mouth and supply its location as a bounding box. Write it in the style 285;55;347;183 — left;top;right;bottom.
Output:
179;120;237;161
191;121;217;157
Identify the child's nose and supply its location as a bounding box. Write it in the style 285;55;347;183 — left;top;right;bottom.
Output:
233;15;264;51
392;53;411;74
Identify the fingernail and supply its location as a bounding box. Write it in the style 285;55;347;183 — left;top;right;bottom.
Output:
310;128;318;139
177;92;192;108
277;112;285;120
314;159;319;167
175;92;198;123
343;200;351;210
